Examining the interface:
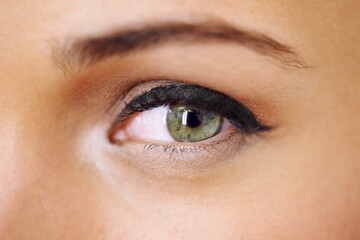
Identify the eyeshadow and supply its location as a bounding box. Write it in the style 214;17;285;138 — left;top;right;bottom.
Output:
119;83;270;133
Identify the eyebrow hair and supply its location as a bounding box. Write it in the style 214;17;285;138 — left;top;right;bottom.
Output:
54;20;307;73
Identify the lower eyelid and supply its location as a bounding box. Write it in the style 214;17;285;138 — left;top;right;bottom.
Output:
110;128;246;180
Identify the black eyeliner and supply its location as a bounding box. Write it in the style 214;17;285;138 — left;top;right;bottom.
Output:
119;83;270;133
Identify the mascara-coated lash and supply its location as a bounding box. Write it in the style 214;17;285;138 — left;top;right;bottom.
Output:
119;83;269;133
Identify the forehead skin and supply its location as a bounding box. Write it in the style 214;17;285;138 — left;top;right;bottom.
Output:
0;0;360;239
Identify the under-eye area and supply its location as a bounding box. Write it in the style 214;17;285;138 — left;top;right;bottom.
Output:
109;127;249;179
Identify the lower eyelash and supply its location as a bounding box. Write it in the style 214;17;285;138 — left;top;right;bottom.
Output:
110;128;249;179
141;129;244;159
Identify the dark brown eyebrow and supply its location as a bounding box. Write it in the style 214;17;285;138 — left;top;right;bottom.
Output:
54;21;307;73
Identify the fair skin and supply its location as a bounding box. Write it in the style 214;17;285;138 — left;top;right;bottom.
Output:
1;0;360;239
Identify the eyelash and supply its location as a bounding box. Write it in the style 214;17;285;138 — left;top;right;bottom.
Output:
108;81;269;158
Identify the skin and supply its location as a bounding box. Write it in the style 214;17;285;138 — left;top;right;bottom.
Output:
1;0;360;239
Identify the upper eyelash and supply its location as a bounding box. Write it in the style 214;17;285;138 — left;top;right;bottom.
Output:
117;83;270;133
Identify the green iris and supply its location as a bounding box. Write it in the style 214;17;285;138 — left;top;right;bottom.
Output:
166;104;223;142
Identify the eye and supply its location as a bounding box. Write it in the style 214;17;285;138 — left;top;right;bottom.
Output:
109;81;269;145
112;103;232;143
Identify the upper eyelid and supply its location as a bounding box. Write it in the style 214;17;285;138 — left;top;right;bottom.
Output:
108;80;178;120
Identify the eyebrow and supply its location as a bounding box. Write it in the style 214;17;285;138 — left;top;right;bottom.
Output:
54;20;306;72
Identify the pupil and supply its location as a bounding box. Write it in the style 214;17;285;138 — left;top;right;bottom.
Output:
184;110;202;128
